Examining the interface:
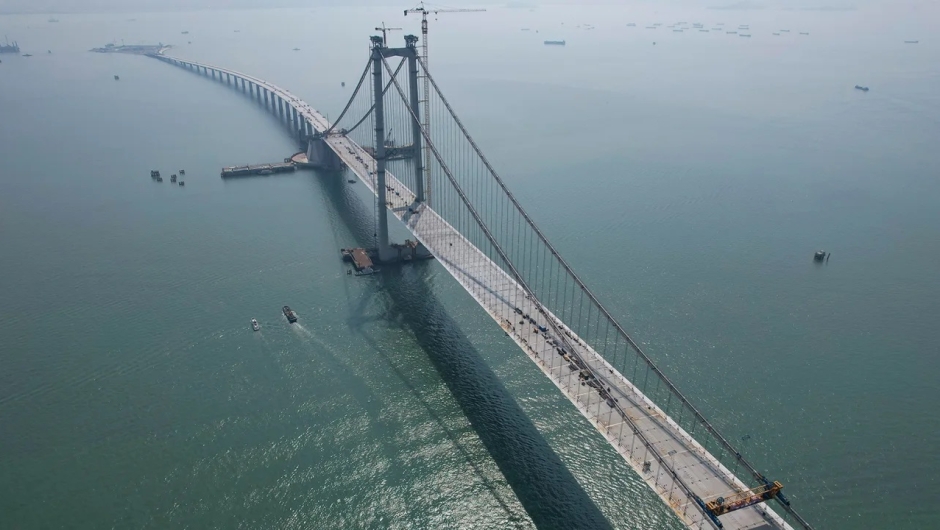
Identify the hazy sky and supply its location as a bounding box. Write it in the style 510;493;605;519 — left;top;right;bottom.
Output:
0;0;880;15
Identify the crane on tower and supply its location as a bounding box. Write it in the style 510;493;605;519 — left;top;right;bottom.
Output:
375;22;402;44
403;2;485;205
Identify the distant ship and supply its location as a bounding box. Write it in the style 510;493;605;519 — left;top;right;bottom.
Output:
0;39;20;54
739;34;751;37
855;85;869;91
800;32;809;35
544;40;565;45
904;40;919;44
627;23;636;27
48;18;59;23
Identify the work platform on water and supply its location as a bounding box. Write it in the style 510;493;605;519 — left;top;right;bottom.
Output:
220;161;295;178
147;40;812;530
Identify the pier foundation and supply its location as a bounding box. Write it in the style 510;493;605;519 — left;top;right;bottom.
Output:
303;137;344;171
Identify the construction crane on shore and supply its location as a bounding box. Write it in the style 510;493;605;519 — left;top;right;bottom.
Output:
404;2;485;206
375;22;402;43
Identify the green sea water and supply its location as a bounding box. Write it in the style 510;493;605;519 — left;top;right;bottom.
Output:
1;5;939;529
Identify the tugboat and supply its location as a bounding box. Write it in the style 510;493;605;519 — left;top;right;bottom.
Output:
251;318;260;331
855;85;869;91
282;306;298;323
814;250;827;262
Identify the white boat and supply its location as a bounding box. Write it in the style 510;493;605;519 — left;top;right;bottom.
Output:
251;318;260;331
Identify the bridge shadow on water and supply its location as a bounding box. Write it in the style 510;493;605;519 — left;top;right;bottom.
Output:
310;169;613;530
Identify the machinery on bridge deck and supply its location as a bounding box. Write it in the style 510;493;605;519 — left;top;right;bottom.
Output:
706;481;785;517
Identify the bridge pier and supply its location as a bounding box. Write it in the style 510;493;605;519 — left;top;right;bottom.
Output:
304;136;344;170
277;98;284;122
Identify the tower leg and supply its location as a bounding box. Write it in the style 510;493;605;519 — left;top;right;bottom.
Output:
407;50;425;202
372;39;393;262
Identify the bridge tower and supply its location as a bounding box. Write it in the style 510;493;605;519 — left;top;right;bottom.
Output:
371;35;395;262
371;34;426;262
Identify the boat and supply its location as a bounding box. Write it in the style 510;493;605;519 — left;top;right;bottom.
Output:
170;174;177;182
1;40;21;54
544;40;566;45
114;75;120;80
178;181;185;186
341;81;346;87
855;85;869;91
181;31;189;34
739;34;751;37
156;176;163;182
282;306;298;323
800;32;809;35
727;31;737;34
48;18;59;23
904;40;919;44
293;47;300;51
22;53;32;57
179;169;185;175
773;33;780;35
251;318;260;331
150;170;160;178
814;250;827;262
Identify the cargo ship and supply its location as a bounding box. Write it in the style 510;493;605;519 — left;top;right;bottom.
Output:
282;306;298;323
544;40;566;45
0;39;20;54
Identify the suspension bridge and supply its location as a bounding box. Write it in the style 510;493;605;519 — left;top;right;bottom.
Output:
147;34;814;530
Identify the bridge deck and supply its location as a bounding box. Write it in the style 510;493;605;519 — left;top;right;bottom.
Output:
156;54;792;530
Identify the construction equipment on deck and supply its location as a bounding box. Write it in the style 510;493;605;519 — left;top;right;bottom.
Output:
706;481;785;517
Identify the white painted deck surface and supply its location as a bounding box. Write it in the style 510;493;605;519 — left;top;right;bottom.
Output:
160;55;792;530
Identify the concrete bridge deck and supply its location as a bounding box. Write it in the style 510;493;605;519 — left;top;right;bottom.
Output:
151;53;792;530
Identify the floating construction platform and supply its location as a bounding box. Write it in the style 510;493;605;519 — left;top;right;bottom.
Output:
341;248;378;275
220;161;296;178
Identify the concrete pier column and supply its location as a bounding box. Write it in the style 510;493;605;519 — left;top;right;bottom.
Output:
305;137;343;170
291;107;298;128
277;98;284;121
371;36;392;261
263;89;270;108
